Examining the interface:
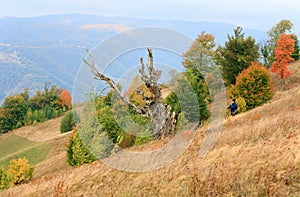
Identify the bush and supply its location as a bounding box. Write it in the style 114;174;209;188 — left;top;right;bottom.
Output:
7;158;34;185
230;62;274;110
0;166;10;190
60;110;80;133
236;97;247;113
67;131;97;166
166;69;210;122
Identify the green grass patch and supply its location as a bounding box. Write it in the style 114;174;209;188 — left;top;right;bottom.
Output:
0;134;38;158
0;134;51;168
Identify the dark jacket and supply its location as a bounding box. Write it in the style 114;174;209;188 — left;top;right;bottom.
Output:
228;101;238;116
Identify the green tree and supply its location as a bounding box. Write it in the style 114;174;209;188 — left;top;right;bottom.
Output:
32;110;39;122
28;84;62;112
60;110;80;133
291;34;300;61
214;27;259;86
166;69;210;122
0;166;10;190
0;93;28;132
24;108;34;125
182;32;216;73
74;94;114;161
230;62;274;110
44;105;53;120
263;20;294;67
67;131;97;166
38;109;46;123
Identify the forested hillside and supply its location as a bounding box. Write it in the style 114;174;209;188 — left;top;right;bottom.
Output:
0;14;266;103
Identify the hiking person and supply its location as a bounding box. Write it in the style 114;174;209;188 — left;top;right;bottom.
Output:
228;98;238;116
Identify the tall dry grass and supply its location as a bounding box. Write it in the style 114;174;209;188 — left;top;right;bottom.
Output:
1;75;300;196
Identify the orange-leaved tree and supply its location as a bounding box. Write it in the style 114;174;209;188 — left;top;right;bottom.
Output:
230;62;274;110
270;33;295;90
60;89;72;110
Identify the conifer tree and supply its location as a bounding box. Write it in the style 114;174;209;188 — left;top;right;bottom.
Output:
214;27;259;86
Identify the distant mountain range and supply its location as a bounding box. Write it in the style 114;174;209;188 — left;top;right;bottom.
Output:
0;14;267;103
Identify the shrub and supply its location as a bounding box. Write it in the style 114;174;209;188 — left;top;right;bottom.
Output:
7;158;34;185
230;62;274;110
32;120;38;126
60;110;80;133
236;97;247;113
166;69;210;122
0;166;10;190
67;131;97;166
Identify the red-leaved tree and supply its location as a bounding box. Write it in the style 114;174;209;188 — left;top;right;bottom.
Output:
270;33;295;90
60;89;72;110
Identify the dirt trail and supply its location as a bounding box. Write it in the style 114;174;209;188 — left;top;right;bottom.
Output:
12;116;64;142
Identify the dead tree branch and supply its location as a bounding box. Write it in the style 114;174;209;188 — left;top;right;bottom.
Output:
83;50;142;114
84;48;176;139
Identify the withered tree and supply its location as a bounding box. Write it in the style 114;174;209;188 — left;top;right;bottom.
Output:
83;48;176;139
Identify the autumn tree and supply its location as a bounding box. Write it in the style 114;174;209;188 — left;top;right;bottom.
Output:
7;158;34;185
214;27;259;86
270;34;295;90
60;89;72;110
230;62;274;110
182;32;215;73
262;20;293;67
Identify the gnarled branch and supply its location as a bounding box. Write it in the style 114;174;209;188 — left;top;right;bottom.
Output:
84;48;176;139
83;50;142;114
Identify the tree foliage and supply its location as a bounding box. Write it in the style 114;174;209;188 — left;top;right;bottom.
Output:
291;34;300;61
60;89;72;110
182;32;216;73
60;110;80;133
270;34;295;90
166;69;210;122
67;131;97;166
230;62;274;110
67;94;114;166
263;20;294;67
6;158;34;185
0;93;28;132
84;48;177;140
0;84;67;133
0;166;10;190
214;27;259;86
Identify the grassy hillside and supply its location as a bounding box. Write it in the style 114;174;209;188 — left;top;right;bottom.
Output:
0;134;50;167
0;116;72;179
0;63;299;196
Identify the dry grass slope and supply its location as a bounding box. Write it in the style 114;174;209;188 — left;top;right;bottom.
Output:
2;116;73;178
1;62;300;196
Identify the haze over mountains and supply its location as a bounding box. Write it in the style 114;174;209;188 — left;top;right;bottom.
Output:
0;14;267;103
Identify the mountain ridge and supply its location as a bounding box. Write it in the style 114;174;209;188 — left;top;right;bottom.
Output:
0;14;267;104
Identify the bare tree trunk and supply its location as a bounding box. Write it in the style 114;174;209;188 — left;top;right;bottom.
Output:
83;48;176;139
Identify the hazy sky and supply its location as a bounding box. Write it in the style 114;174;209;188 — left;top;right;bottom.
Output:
1;0;300;33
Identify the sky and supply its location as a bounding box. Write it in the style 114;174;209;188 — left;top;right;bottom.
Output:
1;0;300;34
